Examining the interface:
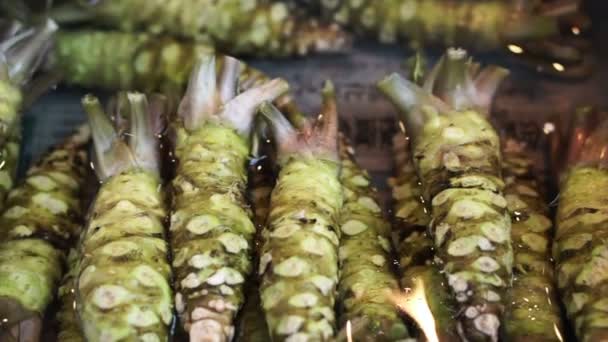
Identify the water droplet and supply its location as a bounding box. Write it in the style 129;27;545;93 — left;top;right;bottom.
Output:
552;63;565;72
507;44;524;54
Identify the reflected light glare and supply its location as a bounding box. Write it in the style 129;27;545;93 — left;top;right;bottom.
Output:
346;320;353;342
508;44;524;54
392;278;439;342
543;122;555;135
554;323;564;342
572;26;581;35
398;121;406;134
553;63;565;72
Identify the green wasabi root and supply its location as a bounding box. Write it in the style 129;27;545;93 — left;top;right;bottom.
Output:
315;0;590;78
501;139;565;341
337;133;409;340
0;126;89;340
56;248;85;342
379;49;512;341
258;83;342;341
236;124;275;342
169;56;288;340
77;93;173;341
389;131;459;342
0;19;58;211
554;114;608;341
54;30;214;93
52;0;351;57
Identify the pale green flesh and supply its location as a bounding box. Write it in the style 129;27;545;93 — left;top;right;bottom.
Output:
171;123;254;341
337;140;409;341
260;155;342;341
555;166;608;342
501;146;564;341
77;171;173;342
71;0;346;57
0;136;87;325
412;110;512;341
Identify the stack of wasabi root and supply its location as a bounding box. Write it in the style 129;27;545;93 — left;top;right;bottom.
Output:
0;16;603;342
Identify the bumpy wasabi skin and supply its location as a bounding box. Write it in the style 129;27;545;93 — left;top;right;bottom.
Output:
318;0;515;49
54;30;214;92
258;83;342;341
54;30;294;96
336;134;409;341
56;248;85;342
379;49;512;341
0;126;89;339
389;131;459;342
169;56;288;340
235;140;275;342
555;162;608;341
553;109;608;342
0;85;21;208
318;0;591;77
501;140;565;342
77;93;173;342
53;0;350;57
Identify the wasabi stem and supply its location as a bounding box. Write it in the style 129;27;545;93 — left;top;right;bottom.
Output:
54;30;215;93
554;110;608;342
333;82;409;341
169;55;288;341
258;85;342;341
0;125;89;342
379;48;512;342
314;0;589;78
501;138;565;341
389;131;459;342
77;93;173;341
52;0;351;57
